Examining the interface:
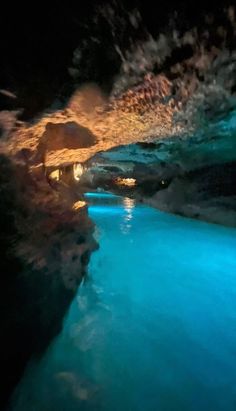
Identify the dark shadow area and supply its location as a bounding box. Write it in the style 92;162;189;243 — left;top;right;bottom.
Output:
0;155;96;410
0;1;234;119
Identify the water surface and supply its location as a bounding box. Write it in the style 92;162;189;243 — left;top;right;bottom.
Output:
10;193;236;411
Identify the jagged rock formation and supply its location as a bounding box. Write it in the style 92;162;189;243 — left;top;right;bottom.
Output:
0;150;97;409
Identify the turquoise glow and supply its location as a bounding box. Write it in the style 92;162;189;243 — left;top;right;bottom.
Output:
84;192;119;199
10;194;236;411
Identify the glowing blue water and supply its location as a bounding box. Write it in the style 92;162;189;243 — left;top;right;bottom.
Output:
10;193;236;411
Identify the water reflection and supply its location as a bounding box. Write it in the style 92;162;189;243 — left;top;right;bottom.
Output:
120;197;135;234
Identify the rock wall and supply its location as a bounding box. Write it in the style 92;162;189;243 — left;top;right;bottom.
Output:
140;162;236;227
0;154;98;409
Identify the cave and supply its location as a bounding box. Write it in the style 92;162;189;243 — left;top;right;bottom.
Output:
1;2;236;411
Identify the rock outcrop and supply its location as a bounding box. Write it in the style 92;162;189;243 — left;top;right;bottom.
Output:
0;152;98;409
142;162;236;227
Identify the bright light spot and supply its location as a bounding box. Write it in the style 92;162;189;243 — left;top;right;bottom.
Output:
123;197;135;212
72;200;87;210
49;169;60;181
121;197;135;234
73;163;83;181
115;177;136;187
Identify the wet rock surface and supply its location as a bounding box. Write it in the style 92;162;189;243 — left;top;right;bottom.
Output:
142;162;236;227
0;154;97;410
